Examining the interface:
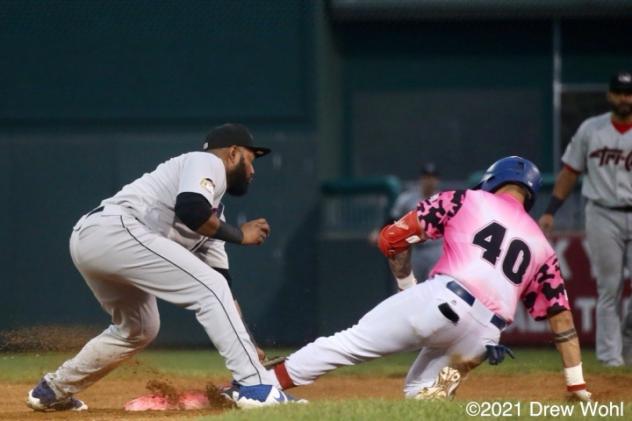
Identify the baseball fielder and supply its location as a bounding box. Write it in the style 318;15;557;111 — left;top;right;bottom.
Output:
539;71;632;367
269;157;591;401
26;124;301;411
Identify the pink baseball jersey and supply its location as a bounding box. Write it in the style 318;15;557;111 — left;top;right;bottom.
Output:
416;189;570;322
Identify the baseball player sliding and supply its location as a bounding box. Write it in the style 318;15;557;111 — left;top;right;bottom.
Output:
26;124;302;411
539;71;632;367
267;157;591;401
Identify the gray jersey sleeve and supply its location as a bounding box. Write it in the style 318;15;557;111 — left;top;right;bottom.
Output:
561;121;589;172
178;152;226;205
390;190;421;220
390;194;409;220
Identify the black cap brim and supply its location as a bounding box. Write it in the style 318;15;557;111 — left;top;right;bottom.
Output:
609;71;632;93
246;146;271;158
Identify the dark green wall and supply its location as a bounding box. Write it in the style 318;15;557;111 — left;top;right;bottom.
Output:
561;20;632;84
1;1;632;347
0;128;322;346
338;20;552;179
0;1;322;347
1;0;309;122
335;19;632;180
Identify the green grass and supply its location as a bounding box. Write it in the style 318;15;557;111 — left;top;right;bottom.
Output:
200;400;632;421
0;353;73;382
2;348;631;420
0;349;232;382
308;347;632;377
2;347;631;383
456;347;632;376
205;400;464;421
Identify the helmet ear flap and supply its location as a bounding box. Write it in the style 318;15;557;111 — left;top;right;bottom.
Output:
520;184;535;212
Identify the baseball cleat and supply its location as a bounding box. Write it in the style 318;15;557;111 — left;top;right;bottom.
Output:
235;384;307;409
26;378;88;411
219;381;240;403
415;366;462;400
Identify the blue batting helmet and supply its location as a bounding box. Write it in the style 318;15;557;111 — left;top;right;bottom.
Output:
474;156;542;211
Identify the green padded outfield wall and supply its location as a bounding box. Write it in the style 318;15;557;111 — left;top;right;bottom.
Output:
1;0;309;121
0;0;323;347
339;20;552;179
336;19;632;180
1;0;631;347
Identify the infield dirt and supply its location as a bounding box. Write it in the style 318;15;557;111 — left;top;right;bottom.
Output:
2;372;630;420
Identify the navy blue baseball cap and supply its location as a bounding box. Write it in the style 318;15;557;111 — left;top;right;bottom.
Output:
609;71;632;94
203;123;271;158
420;162;439;177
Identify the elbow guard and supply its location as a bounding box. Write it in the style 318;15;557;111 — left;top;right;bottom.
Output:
377;210;423;257
175;192;213;231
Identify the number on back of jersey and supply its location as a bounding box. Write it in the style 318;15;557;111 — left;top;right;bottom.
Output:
472;222;531;285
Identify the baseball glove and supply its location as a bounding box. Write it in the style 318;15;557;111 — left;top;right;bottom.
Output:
262;355;287;370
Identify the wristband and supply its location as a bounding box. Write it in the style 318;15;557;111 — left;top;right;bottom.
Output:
545;196;565;216
214;221;244;244
564;363;586;391
396;273;417;290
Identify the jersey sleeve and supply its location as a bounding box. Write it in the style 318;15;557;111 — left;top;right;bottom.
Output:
178;153;225;204
561;122;589;172
416;190;466;240
521;253;570;321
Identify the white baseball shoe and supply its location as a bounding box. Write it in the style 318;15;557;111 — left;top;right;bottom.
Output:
415;366;462;400
26;378;88;411
235;384;307;409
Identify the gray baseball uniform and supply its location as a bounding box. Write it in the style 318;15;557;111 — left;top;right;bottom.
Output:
562;112;632;366
44;151;274;398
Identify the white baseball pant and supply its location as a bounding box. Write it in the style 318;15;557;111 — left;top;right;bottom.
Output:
282;275;501;397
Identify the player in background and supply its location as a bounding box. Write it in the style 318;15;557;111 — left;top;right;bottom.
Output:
267;156;591;401
388;163;443;281
539;71;632;367
26;124;302;411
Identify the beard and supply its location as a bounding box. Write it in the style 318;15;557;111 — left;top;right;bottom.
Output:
226;157;251;196
610;101;632;119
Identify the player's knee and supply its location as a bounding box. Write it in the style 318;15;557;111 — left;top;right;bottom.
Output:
596;283;621;301
129;328;159;348
139;316;161;346
120;315;160;347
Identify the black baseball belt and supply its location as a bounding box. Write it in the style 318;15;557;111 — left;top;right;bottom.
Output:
438;281;507;330
593;201;632;212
